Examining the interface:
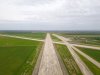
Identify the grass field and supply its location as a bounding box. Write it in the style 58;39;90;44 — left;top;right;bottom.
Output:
51;35;62;42
0;32;46;40
75;47;100;62
55;44;83;75
0;36;42;75
61;34;100;45
0;36;40;46
71;36;100;45
0;32;100;75
75;51;100;75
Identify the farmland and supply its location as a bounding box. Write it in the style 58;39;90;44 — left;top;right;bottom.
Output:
0;32;100;75
0;34;43;75
0;36;40;46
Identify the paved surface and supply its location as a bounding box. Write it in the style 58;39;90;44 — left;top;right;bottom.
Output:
72;46;100;68
52;35;100;67
38;33;63;75
53;41;65;45
53;34;93;75
53;42;100;50
72;44;100;50
2;33;99;75
0;34;65;45
0;34;44;42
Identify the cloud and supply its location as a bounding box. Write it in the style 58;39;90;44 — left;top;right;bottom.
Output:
0;0;100;30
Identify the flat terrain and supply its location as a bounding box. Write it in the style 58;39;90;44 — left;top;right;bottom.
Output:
61;34;100;46
53;34;93;75
0;35;40;46
51;34;62;42
76;47;100;62
0;32;100;75
75;51;100;75
0;35;42;75
0;32;46;40
52;33;100;75
38;33;63;75
55;44;82;75
71;46;100;68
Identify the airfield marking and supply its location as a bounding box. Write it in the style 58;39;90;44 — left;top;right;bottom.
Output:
38;33;63;75
53;34;93;75
72;46;100;68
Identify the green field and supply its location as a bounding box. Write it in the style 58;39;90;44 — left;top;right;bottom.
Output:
0;32;100;75
51;35;62;42
0;36;42;75
0;32;46;40
71;36;100;45
75;51;100;75
75;47;100;62
55;44;82;75
61;34;100;45
0;36;40;46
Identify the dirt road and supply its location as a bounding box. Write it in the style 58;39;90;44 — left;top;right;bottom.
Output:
53;34;93;75
38;33;63;75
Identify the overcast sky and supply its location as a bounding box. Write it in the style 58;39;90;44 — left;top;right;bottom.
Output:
0;0;100;30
